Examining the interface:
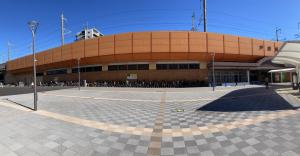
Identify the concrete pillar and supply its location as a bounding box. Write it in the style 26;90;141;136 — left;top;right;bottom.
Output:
67;68;72;74
102;64;108;71
200;62;207;69
149;63;156;70
247;70;250;84
297;64;300;87
281;72;283;83
271;72;273;83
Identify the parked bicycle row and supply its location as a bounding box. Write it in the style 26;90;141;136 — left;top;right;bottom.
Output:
10;80;209;88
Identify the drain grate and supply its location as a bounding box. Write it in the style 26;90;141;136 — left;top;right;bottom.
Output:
172;108;185;112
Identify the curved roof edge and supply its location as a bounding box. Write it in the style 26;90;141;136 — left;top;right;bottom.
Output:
272;41;300;66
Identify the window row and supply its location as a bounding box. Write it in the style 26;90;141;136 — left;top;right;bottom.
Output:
156;63;200;70
44;63;199;75
72;66;102;73
108;64;149;71
47;69;67;75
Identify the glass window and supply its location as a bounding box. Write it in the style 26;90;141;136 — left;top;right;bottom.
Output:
93;66;102;71
169;64;178;70
36;73;43;76
189;64;200;69
179;64;189;69
156;64;168;70
118;65;127;70
128;64;137;70
137;64;149;70
47;69;67;75
108;65;118;71
85;67;93;72
72;68;78;73
80;68;85;73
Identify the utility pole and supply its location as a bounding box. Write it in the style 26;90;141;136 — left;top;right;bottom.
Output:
275;27;281;42
191;11;196;31
7;42;12;61
203;0;207;32
61;13;66;46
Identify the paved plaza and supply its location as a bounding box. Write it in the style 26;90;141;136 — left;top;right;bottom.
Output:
0;85;300;156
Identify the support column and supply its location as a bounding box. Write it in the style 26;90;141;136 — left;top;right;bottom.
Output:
200;62;207;69
297;64;300;91
247;70;250;84
102;64;108;71
281;72;283;83
67;68;72;74
149;62;156;70
271;72;273;83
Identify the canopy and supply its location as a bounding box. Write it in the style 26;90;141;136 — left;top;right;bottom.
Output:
268;68;295;73
272;41;300;66
272;41;300;82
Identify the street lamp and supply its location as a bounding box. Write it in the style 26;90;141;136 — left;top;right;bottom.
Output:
211;52;215;91
77;58;81;90
28;20;39;111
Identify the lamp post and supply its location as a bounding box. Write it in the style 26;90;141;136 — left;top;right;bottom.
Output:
211;52;215;91
77;58;81;90
28;20;39;111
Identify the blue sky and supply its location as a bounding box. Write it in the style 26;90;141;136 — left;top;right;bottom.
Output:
0;0;299;61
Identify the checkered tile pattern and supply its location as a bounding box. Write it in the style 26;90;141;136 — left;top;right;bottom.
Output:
0;86;300;156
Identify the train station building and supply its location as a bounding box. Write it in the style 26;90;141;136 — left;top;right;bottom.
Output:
5;31;289;86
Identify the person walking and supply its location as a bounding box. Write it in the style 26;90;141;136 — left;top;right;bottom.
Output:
234;75;238;86
265;77;269;89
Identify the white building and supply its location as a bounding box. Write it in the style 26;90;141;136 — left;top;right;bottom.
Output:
75;28;103;41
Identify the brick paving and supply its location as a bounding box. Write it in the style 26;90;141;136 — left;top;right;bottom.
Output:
0;85;300;156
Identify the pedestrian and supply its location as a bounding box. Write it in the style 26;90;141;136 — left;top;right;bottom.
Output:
265;77;269;89
234;75;238;86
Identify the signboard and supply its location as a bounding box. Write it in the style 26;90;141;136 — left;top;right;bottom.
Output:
127;74;137;80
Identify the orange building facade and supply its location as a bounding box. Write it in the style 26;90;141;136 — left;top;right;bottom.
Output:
5;31;282;86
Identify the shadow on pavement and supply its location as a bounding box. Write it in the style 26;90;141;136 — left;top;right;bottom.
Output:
198;86;298;112
0;86;75;96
